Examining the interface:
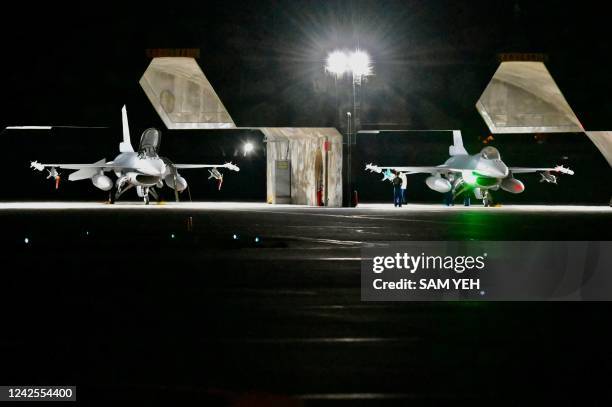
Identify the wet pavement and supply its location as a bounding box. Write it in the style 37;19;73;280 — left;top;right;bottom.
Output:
1;202;611;405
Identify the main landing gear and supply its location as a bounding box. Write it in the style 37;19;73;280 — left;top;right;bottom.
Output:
108;178;161;205
109;177;135;204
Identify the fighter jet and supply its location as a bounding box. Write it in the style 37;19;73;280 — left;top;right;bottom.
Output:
365;131;573;206
31;106;239;204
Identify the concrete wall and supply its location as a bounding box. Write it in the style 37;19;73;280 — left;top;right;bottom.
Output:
260;128;343;207
476;62;584;133
585;131;612;167
140;57;236;129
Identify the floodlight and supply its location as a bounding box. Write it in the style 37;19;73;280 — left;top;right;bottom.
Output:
325;50;349;76
348;49;372;77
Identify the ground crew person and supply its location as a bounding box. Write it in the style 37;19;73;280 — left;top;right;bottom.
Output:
392;170;403;207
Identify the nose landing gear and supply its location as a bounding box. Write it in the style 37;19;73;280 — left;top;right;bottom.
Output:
482;192;491;207
136;186;151;205
473;187;495;207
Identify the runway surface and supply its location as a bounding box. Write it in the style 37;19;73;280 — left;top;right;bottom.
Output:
1;202;611;404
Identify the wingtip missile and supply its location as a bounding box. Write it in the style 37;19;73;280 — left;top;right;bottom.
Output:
30;160;44;171
365;163;381;173
554;165;574;175
224;162;240;172
366;163;396;181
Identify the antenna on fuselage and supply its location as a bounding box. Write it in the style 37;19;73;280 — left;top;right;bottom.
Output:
119;105;135;153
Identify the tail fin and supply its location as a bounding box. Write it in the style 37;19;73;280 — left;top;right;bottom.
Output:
119;105;134;153
449;130;468;156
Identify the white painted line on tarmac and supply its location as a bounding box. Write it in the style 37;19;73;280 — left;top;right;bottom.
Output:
296;393;416;400
220;336;418;344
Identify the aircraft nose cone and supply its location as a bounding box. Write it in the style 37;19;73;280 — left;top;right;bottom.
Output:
494;162;509;178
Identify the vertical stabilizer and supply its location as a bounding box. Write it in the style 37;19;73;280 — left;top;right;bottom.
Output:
119;105;134;153
449;130;468;156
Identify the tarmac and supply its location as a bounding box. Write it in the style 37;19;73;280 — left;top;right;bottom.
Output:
0;202;611;404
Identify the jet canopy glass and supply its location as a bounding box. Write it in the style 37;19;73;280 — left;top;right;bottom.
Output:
139;128;161;156
480;146;501;160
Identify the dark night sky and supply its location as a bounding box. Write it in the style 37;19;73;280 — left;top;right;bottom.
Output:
1;0;610;133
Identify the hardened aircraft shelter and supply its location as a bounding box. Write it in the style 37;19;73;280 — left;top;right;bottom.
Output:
476;61;612;167
139;57;343;207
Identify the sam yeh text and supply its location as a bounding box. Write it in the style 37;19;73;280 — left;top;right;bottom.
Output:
373;278;480;291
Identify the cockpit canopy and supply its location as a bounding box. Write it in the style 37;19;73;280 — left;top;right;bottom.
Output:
139;128;161;156
480;146;501;160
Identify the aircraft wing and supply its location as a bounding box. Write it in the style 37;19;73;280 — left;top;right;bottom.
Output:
31;159;131;182
173;162;240;172
30;160;125;171
33;163;125;170
365;163;456;175
508;165;574;175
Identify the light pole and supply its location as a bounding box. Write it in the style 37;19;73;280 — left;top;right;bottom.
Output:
325;49;372;206
346;111;352;205
325;49;372;130
347;49;371;133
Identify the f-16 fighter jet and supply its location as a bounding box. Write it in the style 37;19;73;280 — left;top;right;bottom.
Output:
365;131;573;206
31;106;239;204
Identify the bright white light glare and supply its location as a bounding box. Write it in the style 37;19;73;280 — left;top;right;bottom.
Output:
348;50;372;77
243;142;254;155
24;237;29;244
254;237;260;243
171;233;176;239
325;50;349;76
233;234;238;240
326;49;372;78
